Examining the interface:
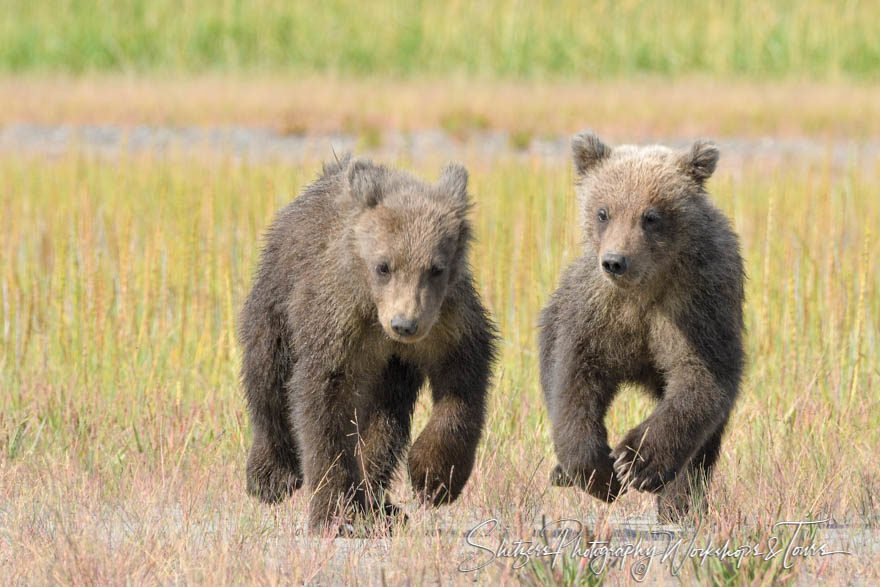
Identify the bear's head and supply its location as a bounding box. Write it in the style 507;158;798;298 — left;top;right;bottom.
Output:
572;130;720;290
343;159;472;343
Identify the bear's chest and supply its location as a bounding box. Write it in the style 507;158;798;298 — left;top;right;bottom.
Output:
580;298;654;379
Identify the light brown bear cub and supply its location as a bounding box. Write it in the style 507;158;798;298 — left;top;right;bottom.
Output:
540;131;744;521
239;155;497;532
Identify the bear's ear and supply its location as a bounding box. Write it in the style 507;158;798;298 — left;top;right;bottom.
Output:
438;163;469;205
681;139;720;185
572;130;611;176
346;159;384;208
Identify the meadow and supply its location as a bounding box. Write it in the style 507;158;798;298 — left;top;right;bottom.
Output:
1;148;877;583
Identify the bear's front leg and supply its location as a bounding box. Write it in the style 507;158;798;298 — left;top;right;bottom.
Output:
239;301;303;504
548;370;625;503
290;362;368;532
357;357;423;517
611;366;730;494
408;329;494;506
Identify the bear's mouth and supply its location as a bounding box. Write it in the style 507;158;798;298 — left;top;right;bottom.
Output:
384;326;430;344
602;271;641;289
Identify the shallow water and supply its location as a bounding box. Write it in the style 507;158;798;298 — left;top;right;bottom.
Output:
2;123;878;173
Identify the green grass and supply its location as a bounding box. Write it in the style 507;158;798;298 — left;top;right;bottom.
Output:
0;152;878;582
2;0;879;78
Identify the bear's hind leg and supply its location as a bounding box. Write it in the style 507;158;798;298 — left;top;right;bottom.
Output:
656;426;723;523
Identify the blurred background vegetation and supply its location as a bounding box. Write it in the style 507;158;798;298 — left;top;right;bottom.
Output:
2;0;878;78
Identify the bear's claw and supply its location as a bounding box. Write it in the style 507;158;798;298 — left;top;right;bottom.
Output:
611;426;679;494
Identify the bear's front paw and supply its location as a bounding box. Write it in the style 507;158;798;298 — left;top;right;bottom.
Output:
342;500;409;536
375;501;409;534
408;441;461;506
549;463;575;487
611;424;679;494
246;444;303;504
553;458;626;502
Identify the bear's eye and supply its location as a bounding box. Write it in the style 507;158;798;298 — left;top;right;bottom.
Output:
597;208;609;223
429;264;445;277
642;210;661;230
376;262;391;277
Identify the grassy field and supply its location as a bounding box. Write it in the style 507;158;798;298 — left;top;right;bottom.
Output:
1;150;877;583
2;1;879;78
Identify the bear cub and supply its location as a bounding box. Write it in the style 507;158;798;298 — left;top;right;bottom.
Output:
239;155;497;532
539;131;744;521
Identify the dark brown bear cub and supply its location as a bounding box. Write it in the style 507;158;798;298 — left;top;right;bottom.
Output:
239;155;497;532
539;131;744;521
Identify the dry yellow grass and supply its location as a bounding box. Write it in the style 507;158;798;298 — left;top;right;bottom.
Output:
1;150;878;583
3;76;880;139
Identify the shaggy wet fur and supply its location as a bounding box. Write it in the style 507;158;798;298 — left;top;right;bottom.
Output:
239;155;497;531
540;131;745;521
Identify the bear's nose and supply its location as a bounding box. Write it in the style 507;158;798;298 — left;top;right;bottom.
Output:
601;253;628;276
391;316;419;337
